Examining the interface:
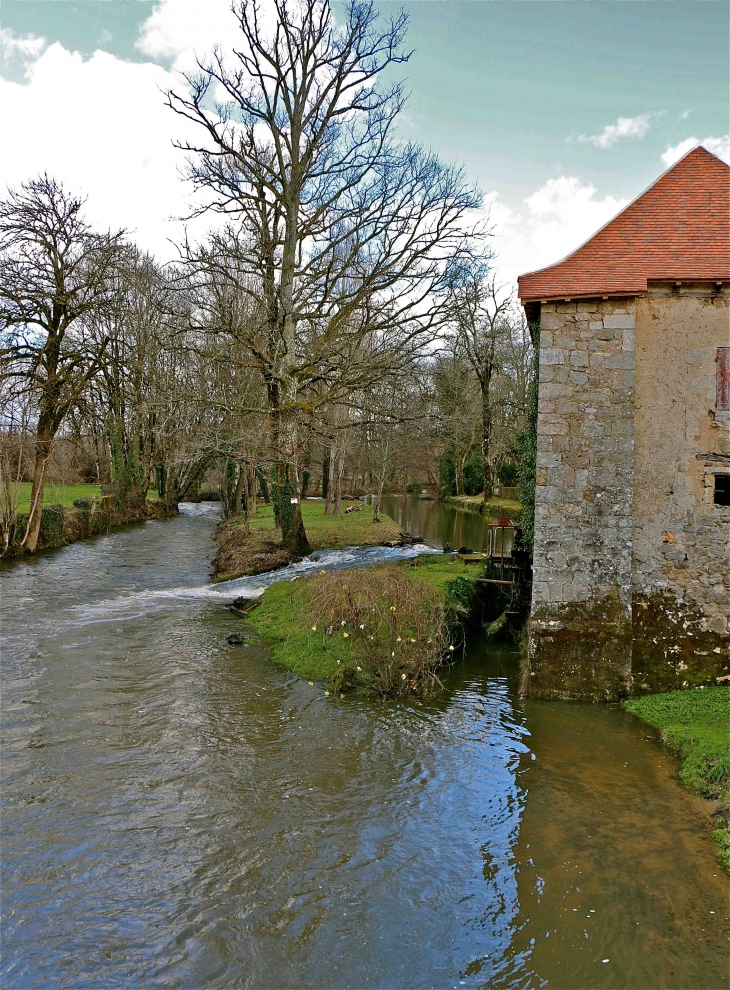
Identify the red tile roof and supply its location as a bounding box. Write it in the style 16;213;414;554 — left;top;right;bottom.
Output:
518;147;730;302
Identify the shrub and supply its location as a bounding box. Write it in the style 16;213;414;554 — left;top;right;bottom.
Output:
499;460;518;487
39;504;65;546
437;452;456;498
306;565;460;696
463;448;484;496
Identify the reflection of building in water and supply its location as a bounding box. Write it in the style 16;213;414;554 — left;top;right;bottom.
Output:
518;147;730;700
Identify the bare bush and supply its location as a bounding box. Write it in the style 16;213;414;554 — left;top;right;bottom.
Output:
306;565;460;696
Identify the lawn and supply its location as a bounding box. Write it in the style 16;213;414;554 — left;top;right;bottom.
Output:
246;499;401;548
245;554;479;685
14;483;102;513
623;687;730;869
14;483;159;514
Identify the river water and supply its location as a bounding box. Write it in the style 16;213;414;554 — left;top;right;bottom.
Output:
1;503;727;988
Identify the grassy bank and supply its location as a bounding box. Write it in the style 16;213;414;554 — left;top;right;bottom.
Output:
14;482;160;513
443;493;521;517
623;687;730;870
244;555;478;693
213;500;402;581
6;486;170;557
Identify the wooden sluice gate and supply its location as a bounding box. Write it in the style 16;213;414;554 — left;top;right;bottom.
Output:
476;517;532;612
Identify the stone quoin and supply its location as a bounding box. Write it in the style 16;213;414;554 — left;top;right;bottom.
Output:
518;146;730;700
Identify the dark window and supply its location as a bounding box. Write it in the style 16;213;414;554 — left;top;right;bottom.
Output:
714;475;730;506
717;347;730;411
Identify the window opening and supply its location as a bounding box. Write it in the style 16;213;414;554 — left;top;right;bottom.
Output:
714;474;730;506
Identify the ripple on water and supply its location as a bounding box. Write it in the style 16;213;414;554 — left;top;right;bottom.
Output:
1;507;727;989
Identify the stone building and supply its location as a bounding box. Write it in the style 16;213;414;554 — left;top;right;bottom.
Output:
517;146;730;700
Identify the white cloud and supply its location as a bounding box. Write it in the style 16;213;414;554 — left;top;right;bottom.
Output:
484;177;628;296
0;28;48;81
579;113;653;149
137;0;278;75
661;134;730;168
0;42;207;260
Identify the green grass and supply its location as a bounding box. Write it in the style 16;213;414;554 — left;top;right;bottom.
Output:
13;483;159;513
14;483;102;513
231;499;402;549
443;494;522;516
246;554;479;683
623;687;730;870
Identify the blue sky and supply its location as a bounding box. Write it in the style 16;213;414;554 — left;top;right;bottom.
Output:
1;0;727;288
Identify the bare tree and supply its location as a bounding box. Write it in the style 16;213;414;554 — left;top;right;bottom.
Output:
448;276;521;499
0;175;126;550
168;0;481;553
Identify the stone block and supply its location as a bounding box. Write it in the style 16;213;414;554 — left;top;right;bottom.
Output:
541;383;573;399
570;351;590;368
603;352;635;370
541;313;564;331
603;314;635;329
540;348;566;365
595;327;615;340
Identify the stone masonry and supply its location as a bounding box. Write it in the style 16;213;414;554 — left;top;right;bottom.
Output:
527;290;730;700
528;299;637;699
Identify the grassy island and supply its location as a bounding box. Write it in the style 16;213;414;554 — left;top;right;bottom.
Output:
244;555;479;696
623;687;730;870
213;500;402;581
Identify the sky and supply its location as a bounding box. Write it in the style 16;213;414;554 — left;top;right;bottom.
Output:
1;0;728;293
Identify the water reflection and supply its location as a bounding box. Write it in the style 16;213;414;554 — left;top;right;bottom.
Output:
378;494;516;554
1;510;727;989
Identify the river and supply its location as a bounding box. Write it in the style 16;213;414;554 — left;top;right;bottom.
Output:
1;502;727;988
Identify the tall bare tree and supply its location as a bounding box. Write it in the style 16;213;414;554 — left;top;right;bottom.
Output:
168;0;481;553
448;276;522;499
0;175;126;551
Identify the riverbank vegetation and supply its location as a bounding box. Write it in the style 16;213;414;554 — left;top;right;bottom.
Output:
244;555;478;695
213;501;402;581
623;687;730;870
0;0;537;562
442;493;521;517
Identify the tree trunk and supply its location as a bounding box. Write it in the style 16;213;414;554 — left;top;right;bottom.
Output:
257;469;269;504
22;437;52;553
325;443;336;514
481;378;493;500
334;447;345;515
248;465;257;516
322;450;330;504
241;465;250;537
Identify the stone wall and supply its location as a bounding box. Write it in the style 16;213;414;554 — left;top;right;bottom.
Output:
631;287;730;690
527;289;730;699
